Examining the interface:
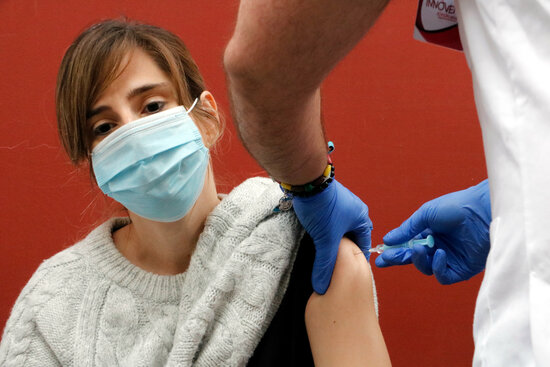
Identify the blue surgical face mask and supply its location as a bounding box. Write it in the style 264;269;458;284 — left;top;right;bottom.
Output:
91;101;209;222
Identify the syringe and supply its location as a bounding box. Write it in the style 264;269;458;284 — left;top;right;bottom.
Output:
369;235;435;254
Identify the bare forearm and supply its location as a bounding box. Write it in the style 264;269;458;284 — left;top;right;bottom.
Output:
228;86;327;185
224;0;389;183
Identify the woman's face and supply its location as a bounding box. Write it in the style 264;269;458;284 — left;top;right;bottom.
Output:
87;48;179;150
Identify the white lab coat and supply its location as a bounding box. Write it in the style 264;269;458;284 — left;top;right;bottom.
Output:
456;1;550;365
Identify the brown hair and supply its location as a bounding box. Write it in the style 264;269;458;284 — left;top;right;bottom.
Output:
56;18;222;166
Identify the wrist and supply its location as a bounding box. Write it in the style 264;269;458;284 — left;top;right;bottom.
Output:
276;142;335;198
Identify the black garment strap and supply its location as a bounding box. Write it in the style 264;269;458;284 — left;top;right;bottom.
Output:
247;234;315;366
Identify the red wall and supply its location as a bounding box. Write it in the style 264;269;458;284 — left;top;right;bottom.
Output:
0;1;486;365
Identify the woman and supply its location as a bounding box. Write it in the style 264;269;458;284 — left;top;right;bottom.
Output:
0;19;389;366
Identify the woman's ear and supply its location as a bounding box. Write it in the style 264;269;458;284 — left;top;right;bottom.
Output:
197;90;222;148
200;90;219;117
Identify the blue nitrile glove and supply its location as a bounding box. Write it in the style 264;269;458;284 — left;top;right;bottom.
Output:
376;179;491;284
292;179;372;294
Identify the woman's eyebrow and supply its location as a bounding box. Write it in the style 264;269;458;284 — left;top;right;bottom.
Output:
87;106;110;119
87;83;171;119
127;82;170;99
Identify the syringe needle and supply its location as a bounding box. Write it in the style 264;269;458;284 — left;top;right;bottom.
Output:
368;244;385;254
368;235;434;254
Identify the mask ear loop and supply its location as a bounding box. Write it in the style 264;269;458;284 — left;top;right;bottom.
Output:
187;98;199;113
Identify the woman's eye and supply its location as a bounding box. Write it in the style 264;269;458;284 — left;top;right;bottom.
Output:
93;122;116;136
144;101;165;114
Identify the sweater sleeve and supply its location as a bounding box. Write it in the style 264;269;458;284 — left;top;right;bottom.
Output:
0;268;62;366
0;307;61;366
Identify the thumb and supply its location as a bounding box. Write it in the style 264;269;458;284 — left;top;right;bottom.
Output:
347;222;372;261
384;206;430;245
310;238;340;294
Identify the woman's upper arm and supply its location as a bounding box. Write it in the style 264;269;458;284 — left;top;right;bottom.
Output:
305;237;391;367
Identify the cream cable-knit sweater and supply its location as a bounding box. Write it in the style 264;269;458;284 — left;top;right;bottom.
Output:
0;178;305;367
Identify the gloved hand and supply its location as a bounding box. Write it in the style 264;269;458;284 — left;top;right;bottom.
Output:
376;179;491;284
292;179;372;294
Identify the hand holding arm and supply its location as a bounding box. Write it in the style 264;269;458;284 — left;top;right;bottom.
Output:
224;0;387;298
293;180;373;294
376;180;491;284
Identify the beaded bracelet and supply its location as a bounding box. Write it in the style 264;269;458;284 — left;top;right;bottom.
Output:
279;160;334;197
276;141;335;198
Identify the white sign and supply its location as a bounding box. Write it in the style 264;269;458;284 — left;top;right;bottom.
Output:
414;0;463;51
